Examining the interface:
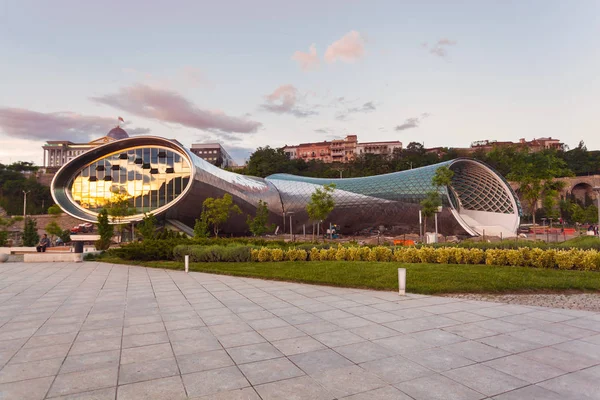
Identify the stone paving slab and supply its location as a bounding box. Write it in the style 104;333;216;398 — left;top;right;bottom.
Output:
0;262;599;399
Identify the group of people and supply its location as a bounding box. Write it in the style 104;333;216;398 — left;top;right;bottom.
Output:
588;225;600;236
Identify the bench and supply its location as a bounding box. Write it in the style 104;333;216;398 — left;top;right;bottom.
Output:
23;253;83;263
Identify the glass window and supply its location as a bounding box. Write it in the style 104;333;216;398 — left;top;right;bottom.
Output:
68;146;191;217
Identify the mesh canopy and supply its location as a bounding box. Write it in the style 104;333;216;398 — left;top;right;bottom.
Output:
450;162;515;214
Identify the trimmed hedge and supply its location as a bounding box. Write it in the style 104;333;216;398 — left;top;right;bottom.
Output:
247;245;600;271
174;245;252;262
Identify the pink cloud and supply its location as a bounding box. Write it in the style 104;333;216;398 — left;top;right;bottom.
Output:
91;84;262;134
260;85;318;118
324;31;365;63
291;44;319;71
0;108;140;141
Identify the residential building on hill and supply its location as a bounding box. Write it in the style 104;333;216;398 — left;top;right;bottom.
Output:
282;135;402;164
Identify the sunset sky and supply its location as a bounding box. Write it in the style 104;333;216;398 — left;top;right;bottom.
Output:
1;0;599;164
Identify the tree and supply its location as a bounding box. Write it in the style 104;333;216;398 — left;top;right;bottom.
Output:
508;150;573;225
96;208;114;250
202;194;242;237
193;208;210;238
47;204;62;215
22;218;39;246
420;191;442;236
136;213;157;240
45;220;62;242
432;166;454;188
106;189;133;242
58;229;71;244
306;184;336;240
247;200;274;236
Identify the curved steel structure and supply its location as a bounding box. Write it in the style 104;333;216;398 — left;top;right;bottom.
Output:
51;136;521;237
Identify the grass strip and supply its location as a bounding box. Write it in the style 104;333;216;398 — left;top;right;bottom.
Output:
95;258;600;295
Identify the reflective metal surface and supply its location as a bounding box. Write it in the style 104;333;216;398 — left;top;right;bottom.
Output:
52;137;520;236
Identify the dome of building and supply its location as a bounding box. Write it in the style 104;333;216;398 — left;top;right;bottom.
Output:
107;127;129;140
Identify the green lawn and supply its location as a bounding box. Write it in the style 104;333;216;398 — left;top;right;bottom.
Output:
96;258;600;295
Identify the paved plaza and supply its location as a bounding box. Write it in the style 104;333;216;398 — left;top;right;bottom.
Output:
1;262;600;399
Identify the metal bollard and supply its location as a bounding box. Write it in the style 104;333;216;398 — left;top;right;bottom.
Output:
398;268;406;296
185;255;189;273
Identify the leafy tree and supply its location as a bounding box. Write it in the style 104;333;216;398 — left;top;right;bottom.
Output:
306;184;336;240
22;218;39;246
106;189;133;242
137;213;157;240
47;204;62;215
0;163;53;216
432;166;454;187
247;200;274;236
586;205;599;224
420;191;442;236
193;209;210;238
507;150;572;225
246;146;296;177
202;194;242;237
58;229;71;244
45;220;62;242
96;208;114;250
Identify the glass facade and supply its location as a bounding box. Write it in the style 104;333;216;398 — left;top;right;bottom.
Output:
68;146;191;216
52;136;521;237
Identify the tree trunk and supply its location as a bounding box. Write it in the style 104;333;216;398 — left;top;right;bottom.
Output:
423;217;427;243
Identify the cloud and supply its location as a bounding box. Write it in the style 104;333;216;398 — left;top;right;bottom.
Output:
423;38;457;58
127;127;152;135
325;31;365;63
291;44;319;71
335;101;376;120
91;84;261;134
260;84;318;118
395;114;430;131
0;107;149;141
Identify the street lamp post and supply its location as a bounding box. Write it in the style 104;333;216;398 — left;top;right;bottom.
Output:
23;190;30;219
594;187;600;238
434;206;442;243
287;212;295;242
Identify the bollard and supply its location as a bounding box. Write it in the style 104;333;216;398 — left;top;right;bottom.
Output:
185;255;189;273
398;268;406;296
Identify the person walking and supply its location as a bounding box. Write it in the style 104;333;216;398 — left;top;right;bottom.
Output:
36;234;50;252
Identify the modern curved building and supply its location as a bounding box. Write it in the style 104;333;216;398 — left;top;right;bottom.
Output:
51;136;521;237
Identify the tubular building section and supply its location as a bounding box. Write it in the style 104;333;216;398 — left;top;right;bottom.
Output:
51;136;521;237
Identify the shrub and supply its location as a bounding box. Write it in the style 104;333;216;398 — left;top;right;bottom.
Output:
296;249;308;261
485;249;508;266
257;247;272;262
310;247;320;261
418;247;436;263
370;246;391;262
108;239;189;261
95;239;111;251
335;246;347;261
346;247;359;261
358;246;371;261
466;248;485;265
505;249;525;267
555;250;575;270
286;248;300;261
271;248;284;262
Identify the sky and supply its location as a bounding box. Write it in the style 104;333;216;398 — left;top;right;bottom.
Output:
1;0;599;165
